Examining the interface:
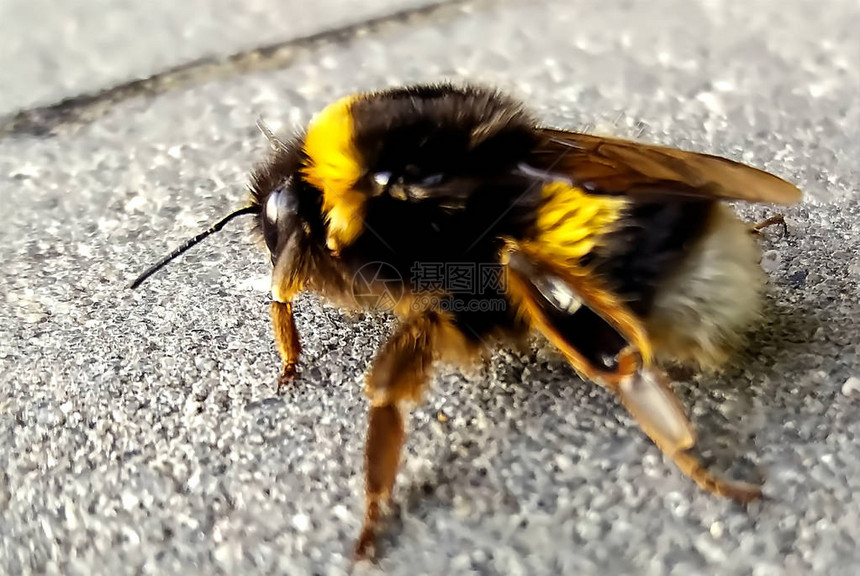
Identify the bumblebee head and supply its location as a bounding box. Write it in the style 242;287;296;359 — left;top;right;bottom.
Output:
249;130;330;303
128;125;321;296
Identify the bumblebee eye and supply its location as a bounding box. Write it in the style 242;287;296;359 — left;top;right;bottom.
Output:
263;185;299;256
265;186;298;224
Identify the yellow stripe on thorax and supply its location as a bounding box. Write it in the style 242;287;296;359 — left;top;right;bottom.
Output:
301;95;364;251
527;181;626;263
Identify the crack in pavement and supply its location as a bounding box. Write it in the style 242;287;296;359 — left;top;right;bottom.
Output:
0;0;486;139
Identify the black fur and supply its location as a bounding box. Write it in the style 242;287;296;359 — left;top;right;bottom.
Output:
589;200;714;315
250;84;714;341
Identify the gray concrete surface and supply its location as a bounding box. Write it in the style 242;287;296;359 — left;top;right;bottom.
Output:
1;0;858;574
0;0;449;114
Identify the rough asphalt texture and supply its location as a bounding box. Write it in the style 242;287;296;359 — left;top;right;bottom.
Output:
1;0;858;574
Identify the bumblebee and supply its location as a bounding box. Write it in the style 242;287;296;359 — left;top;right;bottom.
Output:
132;84;801;560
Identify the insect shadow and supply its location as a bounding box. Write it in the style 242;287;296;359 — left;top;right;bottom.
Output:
368;295;820;556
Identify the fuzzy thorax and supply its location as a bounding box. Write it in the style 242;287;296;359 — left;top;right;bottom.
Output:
301;95;365;252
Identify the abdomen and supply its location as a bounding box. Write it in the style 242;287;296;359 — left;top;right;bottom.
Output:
643;204;764;368
595;200;763;368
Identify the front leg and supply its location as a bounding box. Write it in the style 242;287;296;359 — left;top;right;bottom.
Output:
270;300;301;392
353;312;465;561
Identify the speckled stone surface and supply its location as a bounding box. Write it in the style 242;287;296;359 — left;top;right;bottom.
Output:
0;0;448;114
1;0;858;574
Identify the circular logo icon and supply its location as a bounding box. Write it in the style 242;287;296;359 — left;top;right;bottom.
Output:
351;261;404;312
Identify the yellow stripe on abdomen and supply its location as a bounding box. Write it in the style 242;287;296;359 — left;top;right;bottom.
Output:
526;181;627;264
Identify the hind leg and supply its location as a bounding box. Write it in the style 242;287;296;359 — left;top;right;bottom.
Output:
751;213;787;236
610;365;762;503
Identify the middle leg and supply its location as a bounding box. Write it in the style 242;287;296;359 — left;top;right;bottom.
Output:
353;312;470;560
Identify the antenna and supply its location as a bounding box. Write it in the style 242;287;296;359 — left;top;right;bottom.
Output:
129;205;260;289
256;117;289;151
